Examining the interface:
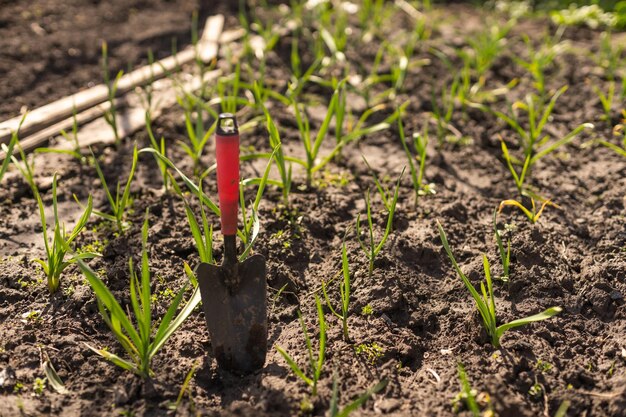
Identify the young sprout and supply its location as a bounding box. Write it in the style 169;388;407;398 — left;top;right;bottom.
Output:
0;122;22;184
102;41;124;145
90;145;138;233
275;295;326;396
5;133;37;193
600;109;626;157
322;241;352;342
254;82;293;206
35;106;84;162
490;87;593;196
437;221;562;348
452;362;480;417
358;0;386;41
356;167;404;278
466;23;511;82
591;81;616;125
183;192;214;265
594;31;622;82
499;198;554;224
287;37;322;100
429;74;469;147
75;211;197;378
238;0;280;81
398;118;435;206
319;8;348;63
216;61;242;115
292;86;339;187
237;146;275;261
34;174;97;293
514;29;565;97
328;372;388;417
138;147;220;215
145;111;170;192
493;210;511;281
178;103;217;175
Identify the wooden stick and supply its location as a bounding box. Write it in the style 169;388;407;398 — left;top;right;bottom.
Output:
0;15;224;146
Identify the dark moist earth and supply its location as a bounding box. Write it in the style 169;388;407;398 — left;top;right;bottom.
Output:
1;1;626;416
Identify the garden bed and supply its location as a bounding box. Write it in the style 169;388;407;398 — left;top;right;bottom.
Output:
1;1;625;416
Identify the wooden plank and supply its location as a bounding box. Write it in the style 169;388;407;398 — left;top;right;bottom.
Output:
53;70;222;151
0;15;224;145
0;27;246;161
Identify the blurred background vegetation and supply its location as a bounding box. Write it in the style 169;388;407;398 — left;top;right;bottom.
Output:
480;0;626;29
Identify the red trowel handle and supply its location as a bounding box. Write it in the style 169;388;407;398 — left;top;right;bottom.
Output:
215;113;239;236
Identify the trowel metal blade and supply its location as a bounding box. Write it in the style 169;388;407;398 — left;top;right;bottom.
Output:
196;254;267;374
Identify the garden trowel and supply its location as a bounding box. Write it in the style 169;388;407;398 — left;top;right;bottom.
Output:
196;113;267;374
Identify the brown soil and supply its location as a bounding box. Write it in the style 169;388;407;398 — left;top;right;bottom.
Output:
1;1;625;417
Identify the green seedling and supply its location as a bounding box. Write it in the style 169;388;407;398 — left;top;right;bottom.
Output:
430;74;466;147
0;116;25;184
391;46;409;98
493;209;511;281
322;242;352;342
216;61;243;115
237;146;275;261
398;118;435;206
328;101;405;168
499;197;553;224
592;81;615;124
600;109;626;157
138;49;156;110
288;36;322;100
453;23;513;107
319;5;349;63
466;23;511;82
438;221;562;348
594;31;622;81
238;0;280;81
514;29;565;97
171;362;198;410
35;106;84;161
333;77;347;147
404;13;431;56
102;41;124;145
89;145;138;233
145;111;170;191
254;82;293;206
76;211;197;378
184;190;214;265
452;363;480;416
275;295;326;396
490;86;593;196
358;0;386;41
292;87;339;187
179;103;217;175
138;147;220;216
358;41;387;106
190;10;211;99
360;41;429;105
328;372;388;417
5;136;37;193
34;174;97;293
356;168;404;278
